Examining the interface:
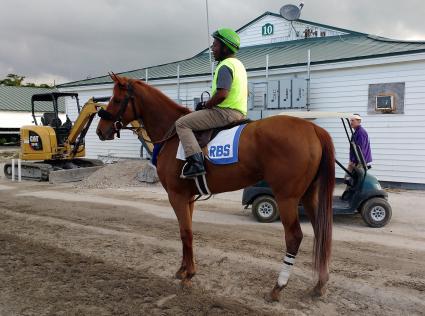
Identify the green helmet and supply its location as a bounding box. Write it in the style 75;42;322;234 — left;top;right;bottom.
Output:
212;28;240;53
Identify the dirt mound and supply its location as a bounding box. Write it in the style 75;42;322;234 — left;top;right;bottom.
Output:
77;159;153;189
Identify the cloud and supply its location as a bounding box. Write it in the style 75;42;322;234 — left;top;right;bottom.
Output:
0;0;424;84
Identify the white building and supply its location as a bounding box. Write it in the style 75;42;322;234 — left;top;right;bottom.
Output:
58;12;425;188
0;86;63;142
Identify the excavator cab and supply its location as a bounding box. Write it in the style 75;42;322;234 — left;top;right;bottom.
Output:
31;93;79;147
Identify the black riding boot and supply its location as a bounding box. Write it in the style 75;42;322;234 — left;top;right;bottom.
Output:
182;152;206;178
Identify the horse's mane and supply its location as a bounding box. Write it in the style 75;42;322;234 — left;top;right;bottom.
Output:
131;79;191;115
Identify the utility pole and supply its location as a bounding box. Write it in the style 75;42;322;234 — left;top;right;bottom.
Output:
205;0;213;81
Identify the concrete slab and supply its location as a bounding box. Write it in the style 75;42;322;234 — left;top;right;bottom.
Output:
49;166;104;184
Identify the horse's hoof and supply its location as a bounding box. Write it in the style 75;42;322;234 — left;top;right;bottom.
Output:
266;283;284;302
311;284;327;297
175;269;187;280
269;289;280;302
180;278;193;289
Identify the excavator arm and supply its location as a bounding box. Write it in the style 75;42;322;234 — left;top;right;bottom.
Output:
130;120;154;155
67;97;110;145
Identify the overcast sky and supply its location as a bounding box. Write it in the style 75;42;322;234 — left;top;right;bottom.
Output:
1;0;424;85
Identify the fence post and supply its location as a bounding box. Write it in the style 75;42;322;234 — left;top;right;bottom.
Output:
18;159;22;182
11;159;15;181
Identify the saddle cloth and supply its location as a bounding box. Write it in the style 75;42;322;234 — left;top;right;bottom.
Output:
177;124;247;165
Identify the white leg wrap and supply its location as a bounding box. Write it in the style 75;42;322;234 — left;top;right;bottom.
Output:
277;253;296;287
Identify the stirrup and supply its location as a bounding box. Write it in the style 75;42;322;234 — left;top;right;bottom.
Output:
180;162;206;179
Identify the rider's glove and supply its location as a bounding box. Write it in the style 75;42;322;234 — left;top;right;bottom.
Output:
195;101;207;111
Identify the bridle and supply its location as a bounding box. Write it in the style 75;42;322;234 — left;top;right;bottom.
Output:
98;81;177;144
97;82;138;138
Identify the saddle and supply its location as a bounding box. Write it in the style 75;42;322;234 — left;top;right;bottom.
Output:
194;119;252;148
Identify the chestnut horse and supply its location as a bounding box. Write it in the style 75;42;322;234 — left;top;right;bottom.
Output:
96;75;335;301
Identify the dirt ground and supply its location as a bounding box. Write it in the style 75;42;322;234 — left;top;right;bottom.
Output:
0;167;424;315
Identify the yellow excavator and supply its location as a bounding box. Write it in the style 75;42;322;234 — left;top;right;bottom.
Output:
3;92;152;182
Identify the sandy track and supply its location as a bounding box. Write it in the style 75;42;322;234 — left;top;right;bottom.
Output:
0;180;424;315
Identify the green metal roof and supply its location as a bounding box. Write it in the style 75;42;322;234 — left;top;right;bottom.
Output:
58;34;425;89
0;86;64;112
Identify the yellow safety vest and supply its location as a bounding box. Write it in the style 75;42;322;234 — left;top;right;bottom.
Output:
211;57;247;115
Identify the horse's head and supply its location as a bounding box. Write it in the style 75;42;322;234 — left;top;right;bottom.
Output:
96;74;138;140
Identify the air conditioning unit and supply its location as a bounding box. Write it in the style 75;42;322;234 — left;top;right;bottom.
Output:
375;95;394;112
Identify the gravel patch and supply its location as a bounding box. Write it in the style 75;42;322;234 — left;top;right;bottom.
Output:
76;159;158;189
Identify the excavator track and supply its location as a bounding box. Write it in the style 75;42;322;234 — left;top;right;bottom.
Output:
4;162;53;181
3;159;104;182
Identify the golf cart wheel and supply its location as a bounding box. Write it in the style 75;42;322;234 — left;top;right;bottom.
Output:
360;197;392;228
252;195;279;223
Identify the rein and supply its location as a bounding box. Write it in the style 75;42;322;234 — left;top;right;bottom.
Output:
140;124;177;145
98;81;178;145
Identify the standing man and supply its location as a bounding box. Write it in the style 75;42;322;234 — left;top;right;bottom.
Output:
176;28;248;178
348;113;372;171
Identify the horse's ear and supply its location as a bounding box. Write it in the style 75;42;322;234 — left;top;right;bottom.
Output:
109;72;125;86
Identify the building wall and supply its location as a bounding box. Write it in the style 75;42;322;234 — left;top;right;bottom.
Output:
61;57;425;185
0;111;66;129
248;58;425;184
0;111;35;129
311;60;425;184
238;14;347;47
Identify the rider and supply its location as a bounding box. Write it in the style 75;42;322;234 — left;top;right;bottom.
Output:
176;28;248;178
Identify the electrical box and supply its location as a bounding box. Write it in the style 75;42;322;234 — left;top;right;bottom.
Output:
267;80;279;109
252;83;266;108
292;78;307;107
279;79;292;108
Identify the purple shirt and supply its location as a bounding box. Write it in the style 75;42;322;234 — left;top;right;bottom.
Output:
350;125;372;165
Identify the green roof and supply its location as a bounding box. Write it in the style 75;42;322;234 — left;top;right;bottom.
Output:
58;28;425;89
0;86;64;112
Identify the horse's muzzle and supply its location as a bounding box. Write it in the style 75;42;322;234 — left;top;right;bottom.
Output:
96;128;105;141
96;128;114;141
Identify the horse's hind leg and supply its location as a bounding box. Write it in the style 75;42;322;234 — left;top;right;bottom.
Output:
168;192;196;286
301;181;329;296
270;196;303;302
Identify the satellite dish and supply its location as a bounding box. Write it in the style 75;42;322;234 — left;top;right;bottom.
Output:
280;3;303;21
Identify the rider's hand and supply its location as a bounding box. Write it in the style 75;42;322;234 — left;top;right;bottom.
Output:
195;101;206;111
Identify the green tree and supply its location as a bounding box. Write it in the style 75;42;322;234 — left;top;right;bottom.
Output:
0;73;52;88
37;83;51;88
0;73;25;86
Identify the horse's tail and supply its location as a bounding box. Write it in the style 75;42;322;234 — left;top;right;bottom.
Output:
312;125;335;281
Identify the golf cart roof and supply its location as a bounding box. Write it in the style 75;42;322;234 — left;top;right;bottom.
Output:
31;92;78;103
277;111;354;119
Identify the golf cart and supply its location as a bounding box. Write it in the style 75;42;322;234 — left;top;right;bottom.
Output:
242;112;392;228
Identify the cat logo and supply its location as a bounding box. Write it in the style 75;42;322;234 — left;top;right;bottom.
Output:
29;135;39;143
29;132;43;150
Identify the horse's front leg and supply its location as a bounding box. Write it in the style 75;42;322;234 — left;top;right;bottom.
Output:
168;191;196;286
